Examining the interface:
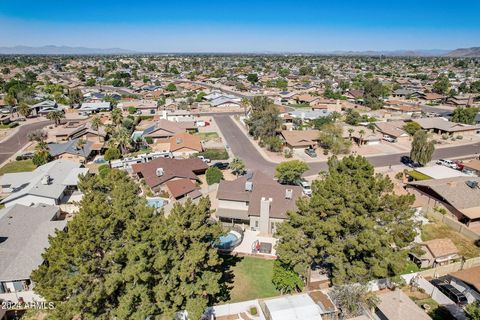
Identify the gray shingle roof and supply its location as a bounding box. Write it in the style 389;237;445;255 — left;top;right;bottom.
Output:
48;138;94;158
0;160;82;205
0;204;66;281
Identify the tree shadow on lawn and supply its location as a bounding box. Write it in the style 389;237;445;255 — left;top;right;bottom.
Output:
214;253;243;303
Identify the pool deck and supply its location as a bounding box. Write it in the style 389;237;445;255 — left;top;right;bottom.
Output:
233;229;278;258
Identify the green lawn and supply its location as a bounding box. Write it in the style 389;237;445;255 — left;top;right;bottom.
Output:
228;256;279;303
401;260;420;274
422;221;480;259
0;160;36;176
195;132;219;141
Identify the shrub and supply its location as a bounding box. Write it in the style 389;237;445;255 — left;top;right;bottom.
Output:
249;307;258;316
104;148;121;161
441;134;449;140
206;167;224;185
262;136;283;152
127;106;136;114
98;164;111;179
456;135;463;140
395;171;404;180
144;137;154;144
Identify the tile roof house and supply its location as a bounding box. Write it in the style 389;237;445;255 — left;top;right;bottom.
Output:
163;132;203;157
138;119;189;142
375;121;410;140
407;177;480;229
216;171;302;235
0;204;66;294
411;238;460;268
281;130;320;149
413;117;480;135
132;157;207;192
0;160;87;208
165;178;202;200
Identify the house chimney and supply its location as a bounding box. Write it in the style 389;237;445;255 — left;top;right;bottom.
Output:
155;168;164;177
245;181;253;192
285;189;293;200
259;197;272;235
41;175;51;185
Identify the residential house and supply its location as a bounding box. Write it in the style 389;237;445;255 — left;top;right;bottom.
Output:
0;204;66;295
262;293;335;320
413;117;480;136
118;99;158;115
48;121;106;149
411;238;460;268
0;160;88;207
132;157;207;194
47;138;97;162
30;100;60;115
216;171;302;235
419;92;445;102
288;109;332;122
210;97;241;108
344;89;364;101
135;119;190;143
163;132;203;158
78;102;111;115
165;178;202;200
448;266;480;303
281;130;320;149
160;109;195;122
375;121;410;142
407;177;480;230
342;125;382;145
374;289;431;320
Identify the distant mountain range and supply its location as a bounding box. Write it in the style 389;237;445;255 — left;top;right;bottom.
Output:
0;45;479;57
446;47;480;57
0;45;137;55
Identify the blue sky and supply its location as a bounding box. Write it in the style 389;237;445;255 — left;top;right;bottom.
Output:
0;0;479;52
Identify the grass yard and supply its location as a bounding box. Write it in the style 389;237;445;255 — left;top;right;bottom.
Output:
0;159;36;176
195;132;219;141
228;256;279;303
422;221;480;259
401;260;420;274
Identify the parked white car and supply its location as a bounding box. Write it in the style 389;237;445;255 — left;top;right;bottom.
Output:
296;180;312;196
382;135;397;143
436;159;458;169
197;155;211;163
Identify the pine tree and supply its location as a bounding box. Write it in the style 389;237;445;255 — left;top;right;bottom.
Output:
275;156;417;285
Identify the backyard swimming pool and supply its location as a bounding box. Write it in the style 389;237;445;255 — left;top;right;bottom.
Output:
146;198;167;209
216;230;243;251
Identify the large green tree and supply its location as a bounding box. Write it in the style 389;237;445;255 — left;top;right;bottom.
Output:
432;75;450;95
451;107;479;125
275;156;417;285
319;124;351;155
275;160;309;185
410;130;435;166
31;171;225;319
245;96;281;140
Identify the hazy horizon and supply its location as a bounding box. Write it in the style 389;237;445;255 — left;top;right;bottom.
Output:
1;0;479;52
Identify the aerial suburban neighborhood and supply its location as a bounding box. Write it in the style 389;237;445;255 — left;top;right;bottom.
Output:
1;1;480;320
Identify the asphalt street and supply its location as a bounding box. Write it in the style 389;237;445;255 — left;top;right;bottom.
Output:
0;120;52;164
214;115;480;177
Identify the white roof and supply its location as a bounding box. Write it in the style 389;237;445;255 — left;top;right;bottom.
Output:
415;165;469;180
264;294;323;320
62;167;89;186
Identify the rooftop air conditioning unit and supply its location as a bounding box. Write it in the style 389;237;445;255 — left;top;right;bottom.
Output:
245;181;253;192
285;189;293;199
41;175;51;185
155;168;164;177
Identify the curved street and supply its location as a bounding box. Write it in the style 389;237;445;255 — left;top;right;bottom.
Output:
214;114;480;177
0;120;52;164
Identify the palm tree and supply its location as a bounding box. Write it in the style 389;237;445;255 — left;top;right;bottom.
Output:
76;139;87;159
111;108;123;126
90;116;102;142
17;103;31;118
229;157;246;176
358;129;365;147
241;97;250;116
110;127;131;155
46;111;65;126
